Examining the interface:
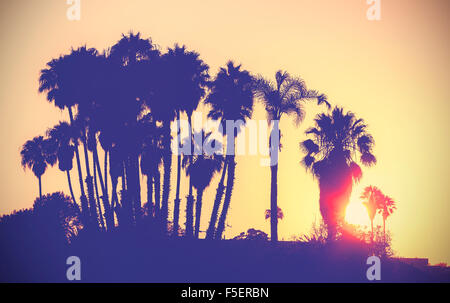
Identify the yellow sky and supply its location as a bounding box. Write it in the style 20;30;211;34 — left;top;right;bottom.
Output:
0;0;449;264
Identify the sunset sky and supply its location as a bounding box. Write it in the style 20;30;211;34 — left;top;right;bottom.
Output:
0;0;449;264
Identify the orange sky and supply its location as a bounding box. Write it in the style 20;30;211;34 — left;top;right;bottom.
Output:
0;0;449;264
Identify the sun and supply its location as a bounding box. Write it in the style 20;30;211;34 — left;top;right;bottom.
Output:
345;194;370;227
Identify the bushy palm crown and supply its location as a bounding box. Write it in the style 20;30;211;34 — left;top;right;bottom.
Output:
182;131;224;192
139;114;165;177
361;185;383;221
39;46;100;110
378;194;396;221
255;70;330;125
46;122;76;172
20;136;56;178
301;107;376;179
165;44;209;116
205;61;254;137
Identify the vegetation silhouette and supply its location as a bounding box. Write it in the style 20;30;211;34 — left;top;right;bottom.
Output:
254;71;329;242
4;31;447;282
301;107;376;240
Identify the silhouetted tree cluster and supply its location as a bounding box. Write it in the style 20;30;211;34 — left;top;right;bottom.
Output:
19;31;379;245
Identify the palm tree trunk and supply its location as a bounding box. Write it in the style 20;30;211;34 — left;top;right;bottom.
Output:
194;189;204;239
269;124;280;243
123;158;134;227
371;220;374;244
185;114;195;238
270;163;278;242
173;110;182;236
185;178;194;238
104;150;108;197
146;174;153;217
111;176;118;227
161;123;172;234
38;175;42;199
383;218;386;245
215;155;236;240
206;160;227;240
93;146;113;230
68;107;87;215
66;170;77;205
154;171;161;219
81;133;98;228
134;155;141;221
93;161;106;231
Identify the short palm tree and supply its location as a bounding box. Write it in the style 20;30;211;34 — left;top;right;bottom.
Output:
265;207;284;222
301;107;376;240
255;70;330;242
204;61;255;240
182;131;223;238
20;136;56;198
46;122;78;206
361;185;382;243
377;193;396;244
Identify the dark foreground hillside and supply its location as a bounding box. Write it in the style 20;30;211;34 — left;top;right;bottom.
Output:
1;229;448;283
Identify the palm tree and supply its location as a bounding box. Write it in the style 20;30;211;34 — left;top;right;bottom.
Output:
109;31;160;226
182;131;223;238
361;185;382;243
301;107;376;240
20;136;56;198
377;193;396;244
139;114;164;222
163;44;209;236
39;51;89;216
265;207;284;221
46;122;78;206
255;71;330;243
205;61;255;240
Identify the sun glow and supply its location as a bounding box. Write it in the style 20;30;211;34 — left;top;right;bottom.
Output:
345;194;370;227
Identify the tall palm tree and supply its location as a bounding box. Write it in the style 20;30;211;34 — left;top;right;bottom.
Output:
361;185;382;243
301;107;376;240
182;131;223;238
139;114;164;221
38;51;89;216
20;136;56;198
255;71;330;242
205;61;255;240
109;31;160;226
46;122;78;206
163;44;209;236
377;193;396;244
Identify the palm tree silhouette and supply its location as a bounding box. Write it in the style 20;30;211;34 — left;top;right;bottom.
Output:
182;131;223;238
39;51;89;217
109;31;160;227
20;136;56;198
301;107;376;240
361;185;382;243
205;61;255;240
265;207;284;223
163;44;210;237
255;71;330;243
139;114;164;222
46;122;78;206
377;193;396;244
